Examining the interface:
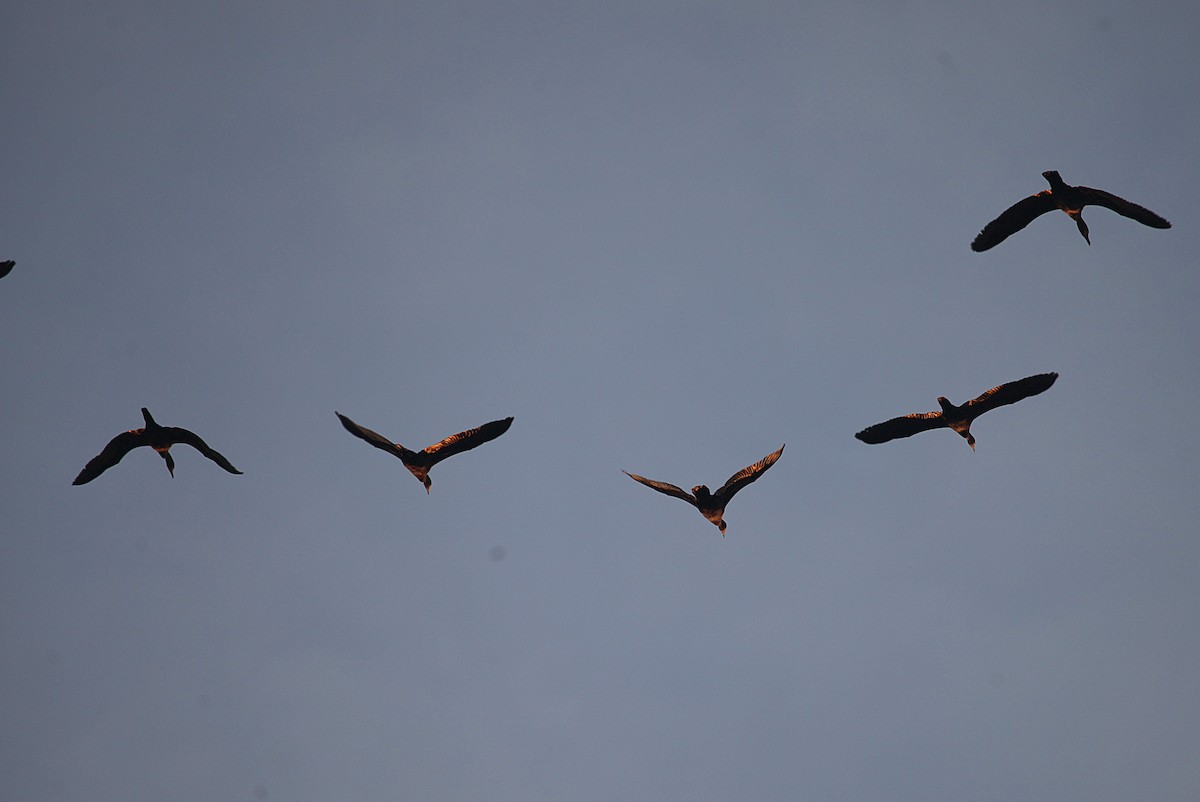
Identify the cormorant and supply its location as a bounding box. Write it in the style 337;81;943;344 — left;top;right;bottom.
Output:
972;171;1169;251
623;445;785;536
73;407;242;484
855;373;1058;450
336;412;513;492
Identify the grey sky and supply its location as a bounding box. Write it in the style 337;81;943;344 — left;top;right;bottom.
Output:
2;1;1199;800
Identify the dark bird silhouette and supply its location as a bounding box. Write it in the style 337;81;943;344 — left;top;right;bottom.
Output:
971;171;1170;251
0;260;14;279
855;373;1058;450
73;407;242;485
623;445;784;536
336;412;513;492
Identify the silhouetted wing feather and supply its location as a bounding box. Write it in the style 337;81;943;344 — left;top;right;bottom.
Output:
72;430;146;485
164;427;242;474
336;412;411;460
0;260;14;279
422;417;513;465
971;192;1058;251
714;445;785;503
623;471;697;506
855;412;945;444
1077;187;1171;229
965;372;1058;417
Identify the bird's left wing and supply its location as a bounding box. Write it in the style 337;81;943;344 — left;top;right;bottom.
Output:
421;417;514;465
1077;187;1171;229
855;412;944;444
336;412;410;459
965;372;1058;416
167;427;243;474
971;191;1059;252
622;471;696;506
72;430;144;485
714;445;785;502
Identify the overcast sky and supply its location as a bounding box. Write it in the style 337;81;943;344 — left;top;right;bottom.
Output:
3;1;1199;800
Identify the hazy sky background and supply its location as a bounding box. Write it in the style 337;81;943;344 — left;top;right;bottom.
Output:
3;2;1199;800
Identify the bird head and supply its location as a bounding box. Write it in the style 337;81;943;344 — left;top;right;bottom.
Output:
1072;215;1091;245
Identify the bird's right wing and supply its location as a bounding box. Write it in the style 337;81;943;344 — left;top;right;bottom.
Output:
422;417;514;465
167;427;243;474
336;412;411;460
622;471;696;506
971;191;1058;251
715;445;785;502
1077;187;1171;229
72;430;144;485
965;372;1058;416
855;412;944;444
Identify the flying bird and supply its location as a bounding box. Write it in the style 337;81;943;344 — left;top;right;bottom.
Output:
335;412;513;492
73;407;242;485
971;171;1170;251
855;373;1058;450
623;445;784;536
0;260;14;279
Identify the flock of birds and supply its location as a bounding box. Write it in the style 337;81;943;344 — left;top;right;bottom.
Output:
22;170;1170;536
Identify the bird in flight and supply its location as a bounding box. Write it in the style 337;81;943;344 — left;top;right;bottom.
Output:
971;171;1170;251
73;407;243;485
336;412;513;492
623;445;784;536
855;373;1057;450
0;260;14;279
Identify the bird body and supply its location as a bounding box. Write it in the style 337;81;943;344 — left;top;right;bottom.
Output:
336;412;513;492
855;373;1058;450
623;445;784;536
73;407;242;484
971;171;1170;251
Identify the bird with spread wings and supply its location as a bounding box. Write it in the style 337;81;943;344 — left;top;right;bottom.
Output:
336;412;513;493
856;373;1058;450
972;171;1169;252
624;445;785;536
73;408;242;485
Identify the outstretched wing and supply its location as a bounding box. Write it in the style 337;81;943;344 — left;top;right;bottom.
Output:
965;372;1058;417
336;412;411;460
971;191;1058;252
421;417;513;465
622;471;696;506
855;412;945;444
0;260;14;279
1077;187;1171;229
72;430;146;485
165;427;243;474
714;445;785;503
